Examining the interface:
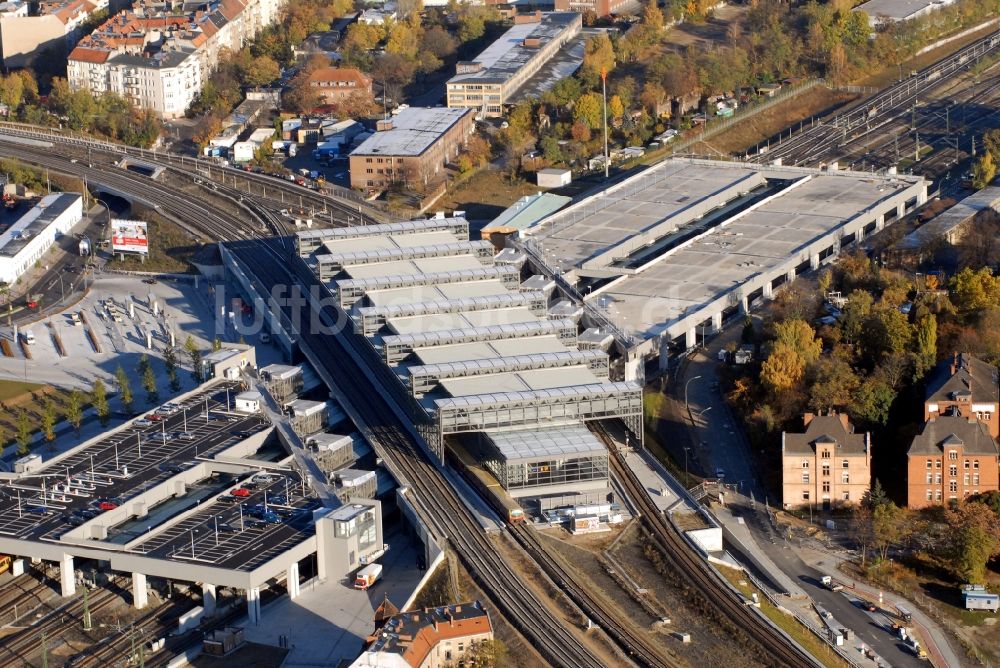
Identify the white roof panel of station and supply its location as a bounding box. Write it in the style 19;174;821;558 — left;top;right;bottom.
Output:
343;255;483;280
387;307;538;335
485;422;606;461
322;230;460;255
412;334;568;365
366;280;511;307
439;365;600;397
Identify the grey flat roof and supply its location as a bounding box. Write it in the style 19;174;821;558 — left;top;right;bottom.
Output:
367;279;511;307
300;217;468;243
898;183;1000;250
525;158;925;343
413;334;570;365
350;107;472;157
484;193;572;232
485;422;606;462
508;35;585;103
854;0;943;20
448;13;580;86
322;230;461;256
325;503;373;522
344;255;484;279
387;306;539;335
439;365;599;397
0;193;80;258
260;364;300;380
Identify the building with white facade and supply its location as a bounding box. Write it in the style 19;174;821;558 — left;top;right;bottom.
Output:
0;193;83;285
67;0;285;117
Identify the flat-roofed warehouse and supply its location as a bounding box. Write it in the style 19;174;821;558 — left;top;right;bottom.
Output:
297;217;642;506
518;158;928;372
446;12;582;118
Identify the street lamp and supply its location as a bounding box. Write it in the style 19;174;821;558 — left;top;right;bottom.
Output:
684;375;702;415
684;446;691;483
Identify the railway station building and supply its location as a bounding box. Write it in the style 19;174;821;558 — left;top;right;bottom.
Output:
516;158;928;376
296;218;642;507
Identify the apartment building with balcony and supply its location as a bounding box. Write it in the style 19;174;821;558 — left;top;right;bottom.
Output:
445;11;581;118
781;412;873;511
67;0;283;117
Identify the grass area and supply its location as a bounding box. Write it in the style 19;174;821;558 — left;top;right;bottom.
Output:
717;566;851;668
0;380;43;403
408;558;454;611
0;382;88;450
435;169;539;222
642;390;702;489
105;211;199;274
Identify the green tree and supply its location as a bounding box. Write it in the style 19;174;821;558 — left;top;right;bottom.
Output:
582;33;615;80
92;379;109;426
972;151;997;190
573;92;604;130
142;365;158;405
191;349;204;384
807;357;860;413
641;0;664;37
116;364;133;413
15;409;31;456
863;308;912;363
773;319;822;365
913;314;937;378
943;501;1000;583
849;377;895;426
66;388;84;436
40;399;56;443
871;501;908;566
608;94;625;122
457;8;486;43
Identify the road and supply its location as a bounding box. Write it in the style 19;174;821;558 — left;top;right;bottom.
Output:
673;329;961;668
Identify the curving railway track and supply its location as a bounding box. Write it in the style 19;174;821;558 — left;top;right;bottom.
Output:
591;422;821;668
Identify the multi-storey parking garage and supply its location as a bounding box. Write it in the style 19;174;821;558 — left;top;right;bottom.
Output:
0;376;384;625
517;158;929;372
296;219;642;505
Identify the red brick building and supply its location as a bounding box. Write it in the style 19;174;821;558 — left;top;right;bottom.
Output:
906;415;1000;508
553;0;627;17
307;67;373;105
924;352;999;438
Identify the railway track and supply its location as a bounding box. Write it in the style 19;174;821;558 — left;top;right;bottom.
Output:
753;29;1000;166
0;580;124;666
591;422;820;668
67;597;192;668
0;121;386;226
233;239;616;668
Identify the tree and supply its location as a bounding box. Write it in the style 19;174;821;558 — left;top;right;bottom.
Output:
66;388;84;437
15;409;31;456
850;502;875;568
421;25;457;59
849;377;895;426
116;364;133;413
142;365;158;405
582;33;615;80
573;92;604;130
943;501;1000;583
608;95;625;122
950;267;1000;313
761;342;806;394
913;314;937;378
396;0;423;18
92;379;109;426
972;152;997;190
862;308;912;363
243;55;280;88
191;349;204;384
386;21;420;60
457;7;487;43
808;357;860;413
0;73;24;109
872;501;907;565
773;319;822;365
642;0;664;37
40;399;56;443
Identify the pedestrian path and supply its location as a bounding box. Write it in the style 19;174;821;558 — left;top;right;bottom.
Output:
713;504;809;599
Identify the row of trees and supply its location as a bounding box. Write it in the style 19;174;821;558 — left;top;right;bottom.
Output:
4;336;207;456
971;129;1000;189
853;482;1000;584
0;68;161;148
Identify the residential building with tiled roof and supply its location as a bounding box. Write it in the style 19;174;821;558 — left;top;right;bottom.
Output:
906;414;1000;508
351;601;493;668
0;0;105;68
307;67;373;105
66;0;284;117
924;352;1000;437
781;412;872;510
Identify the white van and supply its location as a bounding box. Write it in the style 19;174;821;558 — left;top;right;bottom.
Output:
22;330;35;345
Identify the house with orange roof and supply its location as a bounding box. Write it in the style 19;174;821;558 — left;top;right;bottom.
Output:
350;600;494;668
0;0;105;68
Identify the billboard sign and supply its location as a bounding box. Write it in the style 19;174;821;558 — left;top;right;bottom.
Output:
111;219;148;254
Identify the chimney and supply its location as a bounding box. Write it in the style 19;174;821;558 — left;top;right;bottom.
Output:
951;351;958;376
376;119;394;132
802;412;814;428
838;413;850;431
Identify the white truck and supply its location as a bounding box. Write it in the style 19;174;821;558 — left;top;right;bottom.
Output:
821;575;844;592
354;563;382;590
